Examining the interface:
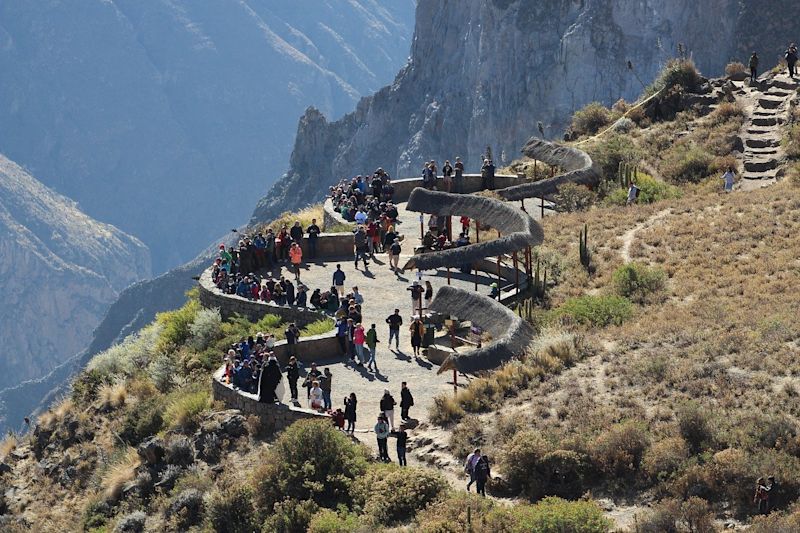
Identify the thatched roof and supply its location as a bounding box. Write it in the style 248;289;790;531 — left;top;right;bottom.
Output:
498;137;599;201
403;189;543;271
430;286;534;374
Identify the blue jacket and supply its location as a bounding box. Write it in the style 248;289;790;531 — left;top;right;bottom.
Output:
236;280;249;297
333;269;346;285
336;319;348;337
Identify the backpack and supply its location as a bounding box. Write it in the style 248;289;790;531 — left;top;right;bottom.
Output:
634;186;641;198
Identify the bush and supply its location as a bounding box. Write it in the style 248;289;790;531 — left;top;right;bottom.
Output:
571;102;612;137
637;498;714;533
307;509;361;533
88;325;162;379
487;497;612;533
119;397;165;445
677;402;715;454
155;298;200;353
651;58;703;94
557;295;633;327
585;133;641;181
612;263;666;304
300;318;335;337
165;436;195;467
414;492;497;532
428;394;466;427
114;511;146;532
725;61;747;78
590;422;649;477
749;509;800;532
253;420;369;512
554;183;597;212
642;437;689;481
71;369;111;405
352;464;448;525
261;499;319;533
612;117;636;133
208;485;259;533
163;387;211;431
500;430;552;499
528;329;588;367
661;144;714;183
148;353;175;393
603;173;681;206
167;488;205;530
189;307;222;350
449;416;488;460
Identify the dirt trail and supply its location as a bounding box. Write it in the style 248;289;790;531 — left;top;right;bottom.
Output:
619;209;671;263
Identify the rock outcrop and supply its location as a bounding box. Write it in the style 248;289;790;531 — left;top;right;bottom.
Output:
0;0;415;272
0;154;149;393
252;0;800;223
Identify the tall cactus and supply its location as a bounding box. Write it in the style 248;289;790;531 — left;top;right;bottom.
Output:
532;258;547;301
579;223;591;271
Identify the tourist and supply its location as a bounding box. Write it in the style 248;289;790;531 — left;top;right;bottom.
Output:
335;317;348;355
285;356;299;402
481;158;495;190
386;309;403;350
332;264;346;297
380;389;397;430
749;51;759;83
277;225;290;261
754;477;769;514
258;356;282;403
424;280;434;310
722;167;735;193
320;368;333;410
626;181;640;206
284;323;300;355
290;221;304;244
408;281;424;315
353;323;366;365
400;382;414;420
366;324;379;372
389;237;402;272
460;215;470;237
442;159;453;192
409;317;424;358
289;242;303;281
765;476;777;512
392;424;408;466
474;455;491;497
346;318;356;359
354;225;370;269
295;285;307;307
465;448;482;492
375;415;391;462
489;282;500;300
786;44;798;78
344;392;357;434
351;286;364;304
454;156;465;193
366;220;379;256
304;362;321;399
355;207;368;225
303;221;319;262
309;380;324;410
310;288;322;309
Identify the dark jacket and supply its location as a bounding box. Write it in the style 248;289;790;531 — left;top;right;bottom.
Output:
344;397;357;422
380;393;396;412
285;361;299;382
258;359;282;403
386;313;403;330
400;388;414;408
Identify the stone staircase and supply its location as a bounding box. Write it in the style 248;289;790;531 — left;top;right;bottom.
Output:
736;75;799;189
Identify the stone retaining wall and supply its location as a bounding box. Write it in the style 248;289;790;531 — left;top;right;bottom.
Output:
212;368;329;434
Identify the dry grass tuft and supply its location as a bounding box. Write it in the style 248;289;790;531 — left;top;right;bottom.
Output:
0;433;17;460
101;447;140;501
98;382;128;410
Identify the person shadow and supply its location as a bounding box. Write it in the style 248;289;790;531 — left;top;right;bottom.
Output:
345;359;377;381
414;358;433;370
393;348;412;362
395;272;408;282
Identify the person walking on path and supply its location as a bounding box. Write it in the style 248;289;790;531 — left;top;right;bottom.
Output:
332;264;346;297
353;323;367;365
392;424;408;466
354;226;370;269
786;44;798;78
306;218;320;260
400;382;415;420
285;356;300;402
722;167;735;193
380;389;397;430
344;393;357;434
749;51;759;83
375;415;391;462
409;317;424;358
465;448;482;492
626;181;640;206
303;362;321;399
408;281;424;315
386;309;403;350
366;324;379;372
389;237;402;272
289;242;303;281
424;280;434;310
258;356;282;403
320;368;333;410
474;455;491;497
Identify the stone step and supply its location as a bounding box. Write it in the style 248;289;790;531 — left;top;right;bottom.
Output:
753;110;779;116
766;90;791;98
746;148;780;157
746;127;775;135
744;159;779;172
752;116;781;127
745;138;780;148
743;169;782;180
758;97;785;109
769;79;799;91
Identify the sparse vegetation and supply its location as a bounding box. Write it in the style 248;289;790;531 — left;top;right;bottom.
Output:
571;102;613;137
612;262;666;304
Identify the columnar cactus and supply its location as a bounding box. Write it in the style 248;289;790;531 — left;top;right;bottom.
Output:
579;223;591;271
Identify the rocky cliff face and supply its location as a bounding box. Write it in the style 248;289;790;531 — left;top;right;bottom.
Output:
0;0;415;272
0;154;149;393
252;0;800;222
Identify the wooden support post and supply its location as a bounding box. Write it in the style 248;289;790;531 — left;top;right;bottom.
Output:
520;199;526;213
453;368;458;395
497;256;502;287
447;266;451;285
540;196;545;218
419;214;424;240
475;220;480;243
513;251;519;292
474;266;478;292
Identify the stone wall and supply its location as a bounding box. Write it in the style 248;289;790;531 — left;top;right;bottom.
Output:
212;368;329;434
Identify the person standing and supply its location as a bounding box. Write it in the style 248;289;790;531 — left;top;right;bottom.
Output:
285;356;300;402
320;368;333;410
344;393;357;434
354;225;370;269
258;356;282;403
332;264;346;297
465;448;482;492
386;309;403;350
786;44;798;78
306;218;321;260
303;362;321;399
284;323;300;356
749;51;759;83
474;455;491;497
380;389;397;430
375;415;390;462
408;281;424;315
442;160;454;193
353;323;367;365
626;181;640;206
389;238;402;272
754;477;769;515
454;156;465;193
400;382;414;421
289;242;303;281
290;221;304;244
409;317;424;358
366;324;379;372
392;424;408;466
722;167;735;193
424;281;434;310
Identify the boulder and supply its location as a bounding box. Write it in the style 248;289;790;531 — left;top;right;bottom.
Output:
136;437;165;466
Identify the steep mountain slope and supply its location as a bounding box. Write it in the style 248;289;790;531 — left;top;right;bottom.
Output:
0;154;149;394
0;0;415;272
252;0;800;223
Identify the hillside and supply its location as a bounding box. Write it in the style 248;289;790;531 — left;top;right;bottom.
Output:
0;154;149;399
4;57;800;531
0;0;415;272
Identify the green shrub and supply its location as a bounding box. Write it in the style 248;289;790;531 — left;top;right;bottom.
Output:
261;498;319;533
414;492;497;532
352;464;448;525
642;437;689;481
307;509;361;533
487;497;612;533
650;58;703;94
119;397;165;445
71;369;111;405
677;402;715;454
253;420;369;512
208;485;259;533
557;295;633;327
88;324;162;379
586;133;641;181
155;298;200;352
612;263;666;304
449;416;488;460
189;307;222;350
554;183;597;212
603;173;681;206
300;318;335;337
500;430;552;499
148;353;175;393
661;144;714;183
163;387;211;431
590;422;649;477
571;102;612;137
